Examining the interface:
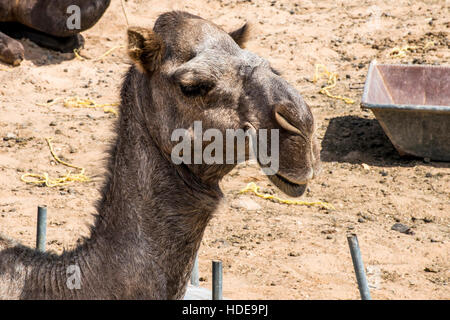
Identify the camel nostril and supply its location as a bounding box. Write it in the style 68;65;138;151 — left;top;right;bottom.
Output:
274;109;304;137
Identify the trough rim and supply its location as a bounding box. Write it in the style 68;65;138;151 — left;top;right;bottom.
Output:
361;60;450;113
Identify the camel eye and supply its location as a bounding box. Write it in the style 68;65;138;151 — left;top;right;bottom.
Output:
179;82;214;97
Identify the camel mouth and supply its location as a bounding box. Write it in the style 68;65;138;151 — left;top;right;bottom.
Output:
244;122;307;197
267;173;307;197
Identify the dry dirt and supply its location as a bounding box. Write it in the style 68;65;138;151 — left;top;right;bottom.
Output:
0;0;449;300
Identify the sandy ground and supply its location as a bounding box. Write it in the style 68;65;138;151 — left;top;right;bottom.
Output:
0;0;449;299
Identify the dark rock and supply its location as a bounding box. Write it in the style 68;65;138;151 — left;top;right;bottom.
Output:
391;223;414;235
424;266;438;273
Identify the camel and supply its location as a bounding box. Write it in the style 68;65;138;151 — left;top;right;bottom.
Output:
0;0;111;65
0;11;320;299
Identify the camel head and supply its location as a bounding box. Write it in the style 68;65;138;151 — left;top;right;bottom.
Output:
127;11;320;197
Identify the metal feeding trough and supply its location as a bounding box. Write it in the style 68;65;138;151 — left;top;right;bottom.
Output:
361;61;450;161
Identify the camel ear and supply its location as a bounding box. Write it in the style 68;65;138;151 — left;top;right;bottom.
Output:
229;23;250;48
127;27;165;73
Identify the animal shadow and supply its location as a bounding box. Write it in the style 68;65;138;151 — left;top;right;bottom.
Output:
0;22;80;66
321;115;414;167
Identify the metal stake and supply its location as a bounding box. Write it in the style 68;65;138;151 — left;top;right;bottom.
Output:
36;206;47;252
212;260;223;300
347;234;372;300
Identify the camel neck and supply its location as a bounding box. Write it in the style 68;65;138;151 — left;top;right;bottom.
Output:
82;97;222;298
1;68;223;299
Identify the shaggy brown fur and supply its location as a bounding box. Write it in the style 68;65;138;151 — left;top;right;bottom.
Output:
128;27;165;73
228;23;250;48
0;11;320;299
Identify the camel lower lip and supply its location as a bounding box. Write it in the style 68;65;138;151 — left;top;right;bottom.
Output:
275;174;305;187
276;174;308;186
267;173;307;197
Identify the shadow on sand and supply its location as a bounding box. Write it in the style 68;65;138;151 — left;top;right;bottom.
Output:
0;22;81;66
320;115;449;169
